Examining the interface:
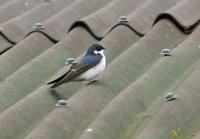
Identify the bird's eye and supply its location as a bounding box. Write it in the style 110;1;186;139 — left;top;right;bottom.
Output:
96;47;100;51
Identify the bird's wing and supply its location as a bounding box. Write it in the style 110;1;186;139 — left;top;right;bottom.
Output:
47;57;102;88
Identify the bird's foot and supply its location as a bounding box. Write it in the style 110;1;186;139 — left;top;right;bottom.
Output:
86;80;98;86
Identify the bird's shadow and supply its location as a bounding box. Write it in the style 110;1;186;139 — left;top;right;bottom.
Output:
48;89;66;100
86;80;99;86
85;80;106;87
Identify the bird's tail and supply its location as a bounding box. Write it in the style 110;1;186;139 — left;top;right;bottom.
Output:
47;80;61;88
47;74;67;88
47;81;57;88
47;80;57;85
49;83;58;88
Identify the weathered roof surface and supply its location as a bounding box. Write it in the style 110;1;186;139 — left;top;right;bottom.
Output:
0;0;44;23
0;0;200;139
194;131;200;139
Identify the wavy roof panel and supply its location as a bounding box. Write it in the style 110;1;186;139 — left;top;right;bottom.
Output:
0;0;200;139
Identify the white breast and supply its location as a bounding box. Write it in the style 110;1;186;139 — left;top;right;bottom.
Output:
79;51;106;80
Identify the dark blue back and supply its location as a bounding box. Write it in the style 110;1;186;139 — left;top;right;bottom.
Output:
80;53;102;64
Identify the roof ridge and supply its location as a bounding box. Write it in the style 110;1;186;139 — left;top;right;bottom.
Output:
68;20;144;40
153;13;200;34
68;12;200;41
0;29;59;54
0;31;16;45
0;46;12;55
25;30;58;43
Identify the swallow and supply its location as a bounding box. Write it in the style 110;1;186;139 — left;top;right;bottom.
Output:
47;43;106;88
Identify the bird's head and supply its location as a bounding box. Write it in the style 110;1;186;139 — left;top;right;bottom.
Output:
86;43;105;55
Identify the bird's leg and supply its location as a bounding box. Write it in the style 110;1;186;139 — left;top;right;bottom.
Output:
86;80;98;86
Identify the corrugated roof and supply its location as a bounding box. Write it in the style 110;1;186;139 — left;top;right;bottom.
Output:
0;0;44;23
0;0;200;139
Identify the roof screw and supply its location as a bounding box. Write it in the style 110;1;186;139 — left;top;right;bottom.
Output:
33;22;45;30
65;58;77;65
86;128;93;132
165;92;177;102
55;99;69;108
119;16;128;23
160;48;171;57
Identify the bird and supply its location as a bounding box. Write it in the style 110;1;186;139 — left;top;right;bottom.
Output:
47;43;106;88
